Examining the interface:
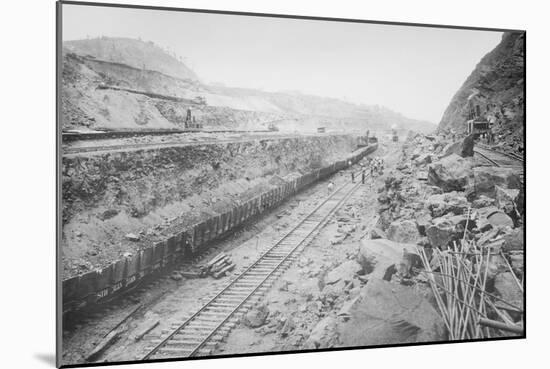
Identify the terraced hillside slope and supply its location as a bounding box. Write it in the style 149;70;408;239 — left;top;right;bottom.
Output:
61;37;435;133
65;37;199;81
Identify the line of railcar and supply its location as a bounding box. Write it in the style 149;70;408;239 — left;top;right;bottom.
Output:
61;143;377;313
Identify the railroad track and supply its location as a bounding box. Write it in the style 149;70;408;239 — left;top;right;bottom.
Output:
474;146;524;167
476;144;524;163
474;145;524;183
61;129;272;143
140;175;364;361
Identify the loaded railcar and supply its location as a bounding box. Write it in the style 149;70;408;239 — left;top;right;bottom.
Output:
61;143;379;313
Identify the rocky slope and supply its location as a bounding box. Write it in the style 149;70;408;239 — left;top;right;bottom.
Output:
438;32;525;153
62;37;435;133
215;132;525;354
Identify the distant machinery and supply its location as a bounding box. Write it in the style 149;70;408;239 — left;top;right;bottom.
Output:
391;128;398;142
357;130;376;148
192;96;207;106
317;127;326;133
390;124;398;142
466;100;493;140
185;108;203;130
268;123;279;132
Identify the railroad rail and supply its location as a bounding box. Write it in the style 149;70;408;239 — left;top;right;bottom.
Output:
474;145;524;183
141;174;365;360
474;146;524;168
477;143;524;163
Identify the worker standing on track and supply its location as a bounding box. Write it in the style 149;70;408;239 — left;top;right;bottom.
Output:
362;168;366;184
327;181;334;195
351;171;355;183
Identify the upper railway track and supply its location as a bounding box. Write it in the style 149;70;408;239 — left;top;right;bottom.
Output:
62;131;343;156
62;128;271;142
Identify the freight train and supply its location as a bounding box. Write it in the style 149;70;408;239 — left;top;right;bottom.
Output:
61;143;378;313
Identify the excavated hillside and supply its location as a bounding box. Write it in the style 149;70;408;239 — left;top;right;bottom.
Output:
61;52;286;130
64;37;199;81
61;135;358;278
62;37;435;133
438;32;525;153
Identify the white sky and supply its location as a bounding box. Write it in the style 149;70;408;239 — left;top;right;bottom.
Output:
62;4;503;123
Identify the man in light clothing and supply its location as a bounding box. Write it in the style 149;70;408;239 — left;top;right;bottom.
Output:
327;181;334;195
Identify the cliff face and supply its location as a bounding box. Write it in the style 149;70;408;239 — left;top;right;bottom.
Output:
438;32;525;152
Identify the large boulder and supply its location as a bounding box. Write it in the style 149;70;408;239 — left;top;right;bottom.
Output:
428;154;473;192
386;220;421;243
384;173;404;191
319;280;348;305
461;134;476;157
472;167;522;197
495;185;520;217
305;316;338;349
494;272;523;311
425;214;474;249
509;253;524;276
440;134;475;158
415;211;433;236
487;212;514;229
294;278;321;301
370;227;387;239
426;191;469;217
472;195;496;208
441;141;460;157
426;218;456;250
337;279;446;346
502;228;524;252
410;148;423;160
325;260;362;285
415;153;434;166
357;239;419;280
476;206;514;231
243;304;270;328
